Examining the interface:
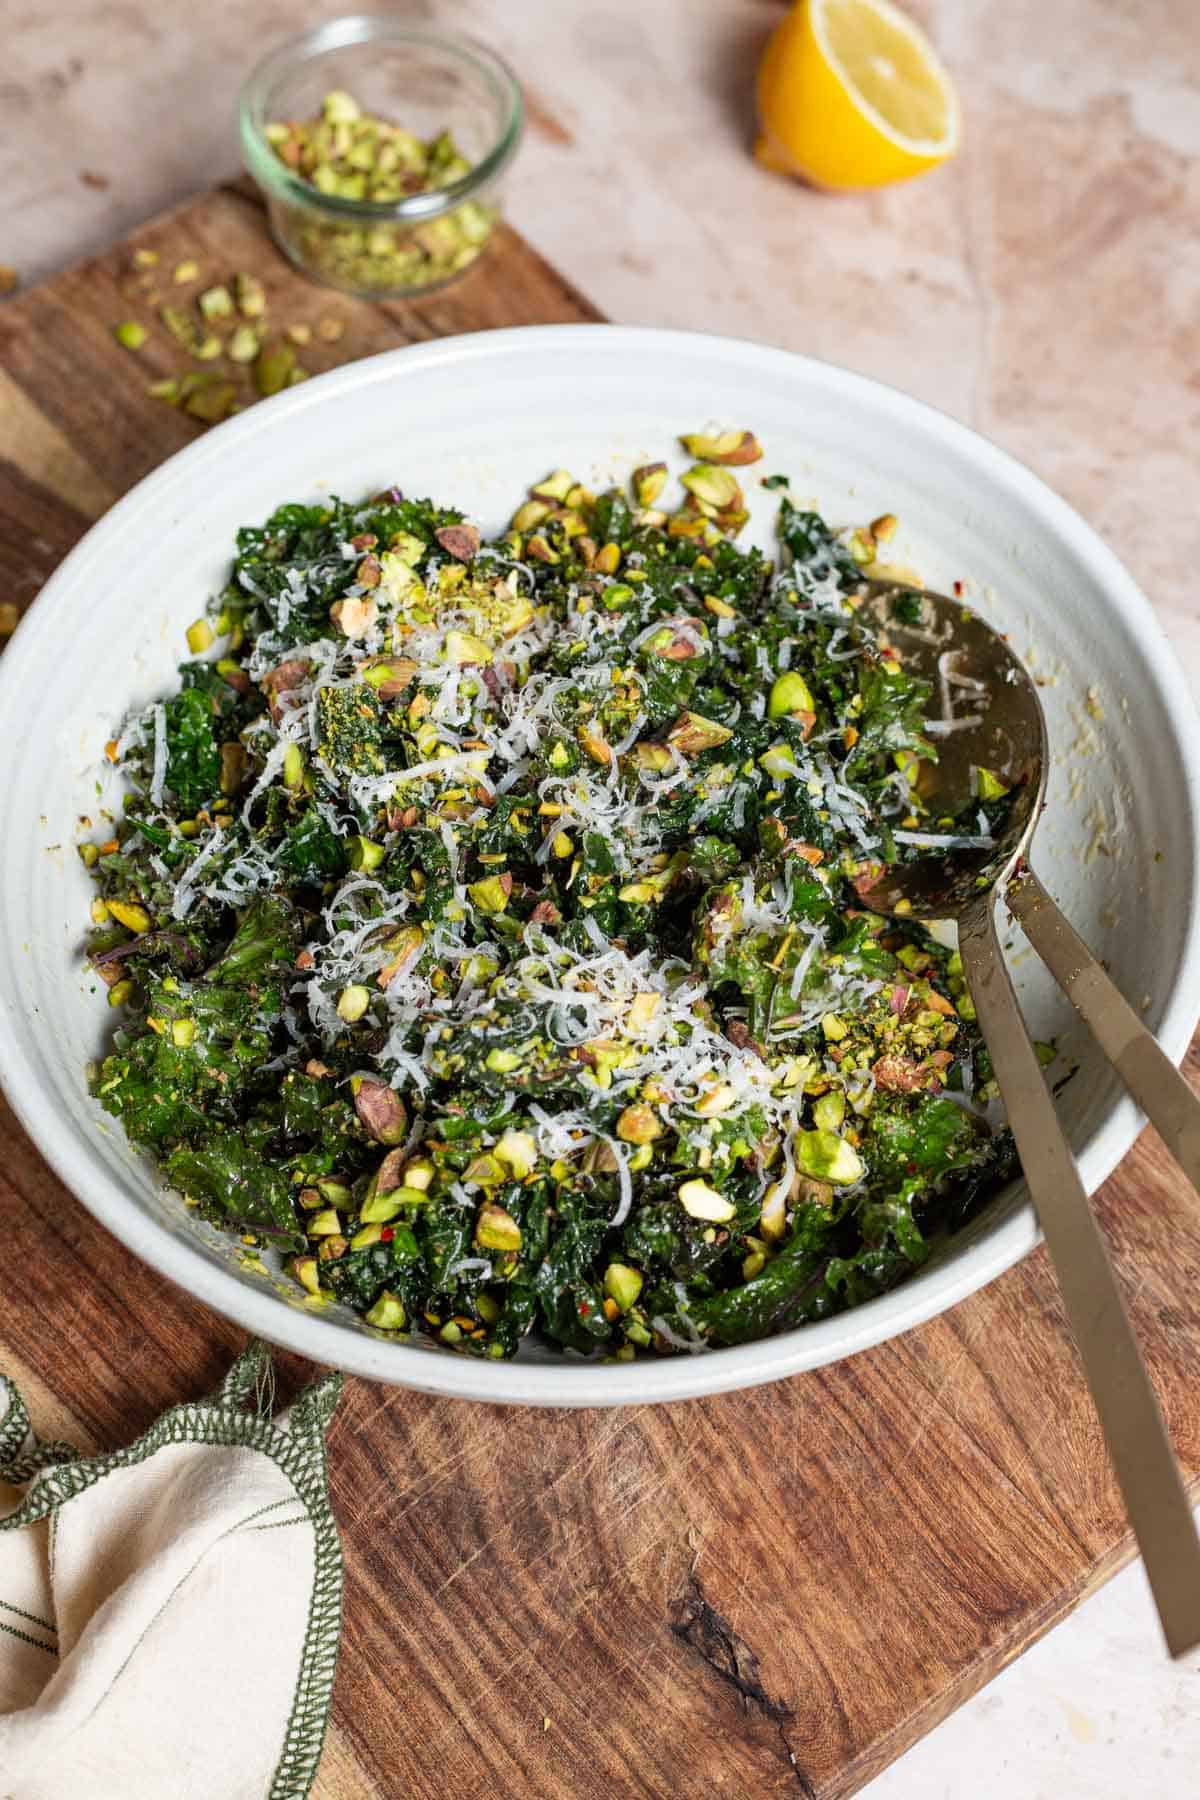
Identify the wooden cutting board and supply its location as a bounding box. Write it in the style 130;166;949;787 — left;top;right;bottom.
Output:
2;182;1199;1800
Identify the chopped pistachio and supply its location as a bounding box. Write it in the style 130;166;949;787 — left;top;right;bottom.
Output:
282;743;305;789
616;1104;662;1145
131;248;159;270
469;874;511;914
512;498;552;533
263;93;493;294
336;983;371;1023
768;671;816;720
631;462;668;508
475;1203;522;1252
974;765;1010;800
796;1129;864;1186
812;1091;846;1132
198;284;233;320
107;978;134;1008
234;272;267;318
349;835;385;873
603;1263;644;1311
494;1128;537;1179
227;325;262;368
353;1076;407;1145
667;710;733;755
694;1083;736;1118
317;314;345;342
173;259;200;284
285;321;313;346
680;464;743;512
358;1189;403;1224
185;617;214;654
183;380;237;423
678;1178;736;1223
0;602;20;638
160;305;220;359
444;628;490;664
290;1256;321;1296
484;1048;521;1074
679;429;762;466
365;1291;407;1330
254;341;295;397
113;320;148;352
108;900;151;933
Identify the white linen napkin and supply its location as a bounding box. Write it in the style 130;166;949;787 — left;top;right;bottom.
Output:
0;1343;342;1800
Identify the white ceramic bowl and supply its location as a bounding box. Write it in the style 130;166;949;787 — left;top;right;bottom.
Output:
2;326;1197;1406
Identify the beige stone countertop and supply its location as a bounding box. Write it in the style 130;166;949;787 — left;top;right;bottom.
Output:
3;1;1200;1794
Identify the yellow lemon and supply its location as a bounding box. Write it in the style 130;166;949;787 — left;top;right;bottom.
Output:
756;0;960;190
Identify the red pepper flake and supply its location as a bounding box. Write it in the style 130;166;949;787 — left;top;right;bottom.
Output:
380;1227;395;1242
578;1302;591;1317
953;579;965;596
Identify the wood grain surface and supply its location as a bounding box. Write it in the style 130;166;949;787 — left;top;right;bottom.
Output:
2;183;1198;1800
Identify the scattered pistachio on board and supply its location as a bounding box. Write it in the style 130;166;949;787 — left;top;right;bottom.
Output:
265;90;495;293
111;248;341;426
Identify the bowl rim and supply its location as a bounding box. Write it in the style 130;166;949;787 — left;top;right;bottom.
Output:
239;15;524;223
2;323;1198;1408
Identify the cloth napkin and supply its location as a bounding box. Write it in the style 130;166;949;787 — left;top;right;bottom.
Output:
0;1343;343;1800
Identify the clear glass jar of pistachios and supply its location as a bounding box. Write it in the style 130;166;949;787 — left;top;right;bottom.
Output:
240;18;523;299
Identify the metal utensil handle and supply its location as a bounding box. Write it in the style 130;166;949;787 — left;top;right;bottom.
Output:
960;892;1200;1659
1006;866;1200;1186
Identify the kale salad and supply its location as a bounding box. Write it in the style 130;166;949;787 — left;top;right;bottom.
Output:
83;431;1018;1359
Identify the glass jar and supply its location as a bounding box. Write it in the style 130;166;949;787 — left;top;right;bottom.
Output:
240;17;523;300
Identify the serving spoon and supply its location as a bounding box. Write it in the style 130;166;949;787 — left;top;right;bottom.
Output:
854;578;1200;1659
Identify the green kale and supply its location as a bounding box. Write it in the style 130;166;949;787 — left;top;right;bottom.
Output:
163;687;220;810
165;1133;304;1251
688;1202;838;1345
277;807;347;882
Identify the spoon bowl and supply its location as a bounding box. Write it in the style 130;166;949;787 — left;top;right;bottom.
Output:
855;580;1047;917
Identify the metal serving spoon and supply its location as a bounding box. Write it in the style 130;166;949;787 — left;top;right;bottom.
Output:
855;578;1200;1659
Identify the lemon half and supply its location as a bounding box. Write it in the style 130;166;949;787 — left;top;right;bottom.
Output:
756;0;961;190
